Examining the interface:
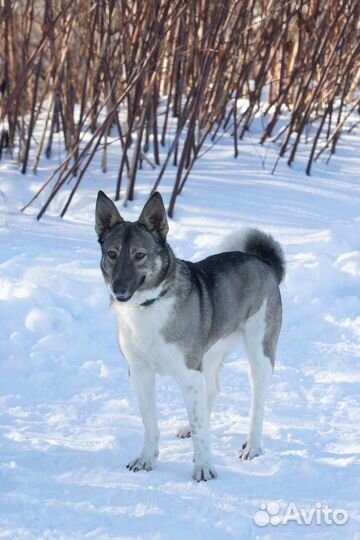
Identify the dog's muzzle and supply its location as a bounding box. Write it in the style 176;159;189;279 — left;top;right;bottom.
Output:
111;276;146;302
115;291;133;302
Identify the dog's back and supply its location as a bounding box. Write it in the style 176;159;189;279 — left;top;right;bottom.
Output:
162;230;284;369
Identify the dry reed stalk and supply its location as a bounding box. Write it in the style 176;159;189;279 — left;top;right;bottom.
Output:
0;0;357;218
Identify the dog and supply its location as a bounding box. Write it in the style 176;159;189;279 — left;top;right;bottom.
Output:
95;191;285;481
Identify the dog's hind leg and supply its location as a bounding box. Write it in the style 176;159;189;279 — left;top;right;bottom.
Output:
240;300;276;460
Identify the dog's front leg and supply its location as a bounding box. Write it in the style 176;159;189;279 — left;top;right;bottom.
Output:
177;369;217;481
127;362;159;472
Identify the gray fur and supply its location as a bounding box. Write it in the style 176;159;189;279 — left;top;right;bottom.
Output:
95;191;284;368
162;253;278;369
219;227;285;284
96;191;285;468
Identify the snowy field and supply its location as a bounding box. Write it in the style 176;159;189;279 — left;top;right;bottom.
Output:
0;119;359;539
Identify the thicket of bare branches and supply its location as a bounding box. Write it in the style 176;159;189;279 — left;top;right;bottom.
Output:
0;0;359;218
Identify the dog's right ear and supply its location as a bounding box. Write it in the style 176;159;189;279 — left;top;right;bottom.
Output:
95;191;123;241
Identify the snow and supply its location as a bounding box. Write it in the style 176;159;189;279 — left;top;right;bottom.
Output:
0;116;359;539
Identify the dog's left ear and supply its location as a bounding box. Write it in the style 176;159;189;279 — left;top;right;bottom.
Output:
138;192;168;241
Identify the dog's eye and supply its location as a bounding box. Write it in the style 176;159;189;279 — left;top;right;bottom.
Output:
134;252;146;261
107;250;117;260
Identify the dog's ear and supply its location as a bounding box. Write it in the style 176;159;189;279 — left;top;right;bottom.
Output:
95;191;123;240
138;192;168;241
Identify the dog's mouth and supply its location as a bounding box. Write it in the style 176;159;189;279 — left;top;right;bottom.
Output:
115;292;133;302
113;276;146;303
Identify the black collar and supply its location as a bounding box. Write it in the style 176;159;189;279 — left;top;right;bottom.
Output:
140;287;169;307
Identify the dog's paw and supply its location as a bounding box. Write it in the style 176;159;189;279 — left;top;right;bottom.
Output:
126;457;154;472
192;463;217;482
176;425;191;439
239;441;262;461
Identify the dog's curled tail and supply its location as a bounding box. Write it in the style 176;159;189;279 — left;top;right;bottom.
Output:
219;228;286;283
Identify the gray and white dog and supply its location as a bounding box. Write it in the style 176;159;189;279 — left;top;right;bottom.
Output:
95;191;285;481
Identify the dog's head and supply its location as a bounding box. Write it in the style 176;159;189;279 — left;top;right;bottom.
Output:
95;191;171;303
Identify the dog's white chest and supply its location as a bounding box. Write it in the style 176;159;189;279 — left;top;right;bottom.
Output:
113;297;176;374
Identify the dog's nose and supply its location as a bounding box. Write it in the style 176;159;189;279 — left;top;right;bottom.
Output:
112;282;132;302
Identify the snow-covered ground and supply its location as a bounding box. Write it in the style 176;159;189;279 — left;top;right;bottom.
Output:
0;118;359;539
